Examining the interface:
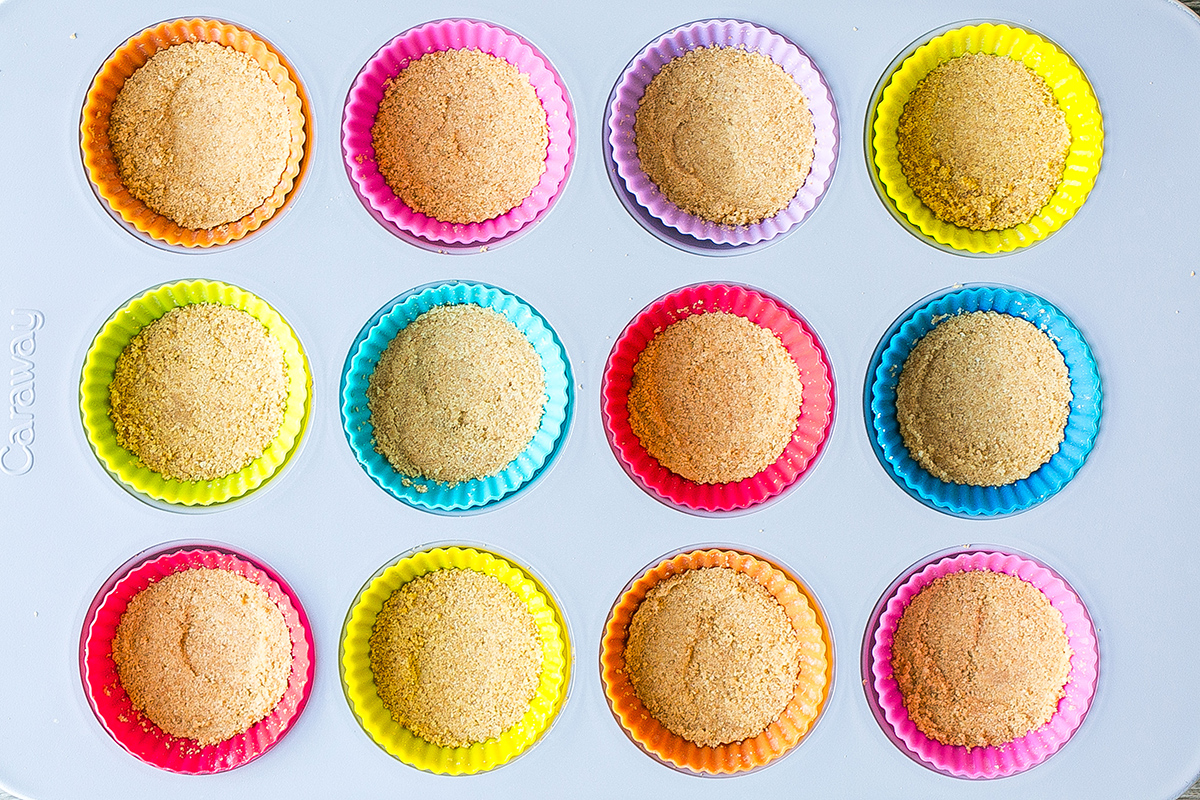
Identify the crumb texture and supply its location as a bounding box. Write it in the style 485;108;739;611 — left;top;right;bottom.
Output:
112;568;293;746
369;569;542;747
372;48;548;224
628;311;801;484
109;304;288;482
109;41;291;230
367;304;545;484
890;570;1072;748
897;53;1071;231
635;46;815;226
896;311;1071;486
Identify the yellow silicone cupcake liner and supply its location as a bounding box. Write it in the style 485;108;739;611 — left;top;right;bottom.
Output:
80;18;310;249
340;545;570;775
79;280;311;507
870;22;1103;255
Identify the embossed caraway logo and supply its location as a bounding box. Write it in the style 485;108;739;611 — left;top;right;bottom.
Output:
2;309;43;476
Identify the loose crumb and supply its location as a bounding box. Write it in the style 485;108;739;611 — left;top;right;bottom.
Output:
369;569;542;747
625;567;800;747
635;46;815;226
897;53;1071;230
111;568;292;746
109;41;291;230
628;312;802;484
109;304;288;482
896;311;1071;486
367;304;545;484
891;570;1072;748
372;48;548;223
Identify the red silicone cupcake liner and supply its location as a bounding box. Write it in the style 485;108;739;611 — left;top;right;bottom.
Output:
601;283;835;514
80;543;315;774
865;549;1099;779
341;18;574;251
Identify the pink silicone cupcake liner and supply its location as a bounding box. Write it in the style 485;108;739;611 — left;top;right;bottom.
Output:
601;283;835;515
342;18;575;251
607;19;838;249
79;544;315;774
866;549;1099;779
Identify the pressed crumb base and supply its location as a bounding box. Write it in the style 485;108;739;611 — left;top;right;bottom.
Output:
368;569;542;748
895;311;1072;487
111;568;292;747
890;570;1072;748
896;53;1071;231
635;46;815;226
624;567;801;747
627;312;802;484
372;48;549;224
108;41;292;231
108;304;288;483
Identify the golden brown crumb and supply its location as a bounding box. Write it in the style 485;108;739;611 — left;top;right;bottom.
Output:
897;53;1071;230
369;569;542;747
635;46;815;226
109;41;291;230
372;48;548;224
890;570;1072;748
367;304;545;484
112;568;292;746
627;312;802;484
625;567;801;747
109;304;288;482
895;311;1072;486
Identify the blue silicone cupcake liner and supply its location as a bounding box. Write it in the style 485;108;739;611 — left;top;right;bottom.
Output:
865;285;1101;517
341;282;573;514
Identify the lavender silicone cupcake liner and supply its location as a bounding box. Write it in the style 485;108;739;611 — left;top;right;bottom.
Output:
342;18;575;252
862;548;1099;779
605;18;838;255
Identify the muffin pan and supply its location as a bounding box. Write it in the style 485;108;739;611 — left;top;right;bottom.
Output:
2;0;1200;798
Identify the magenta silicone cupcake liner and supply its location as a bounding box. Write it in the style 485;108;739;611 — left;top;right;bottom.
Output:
605;19;838;254
342;18;574;252
601;283;835;515
79;542;315;774
862;548;1099;779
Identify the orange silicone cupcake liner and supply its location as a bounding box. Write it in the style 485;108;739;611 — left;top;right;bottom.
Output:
80;18;310;249
600;548;832;775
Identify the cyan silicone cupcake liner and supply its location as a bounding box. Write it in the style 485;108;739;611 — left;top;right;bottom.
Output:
339;543;571;775
340;281;573;514
78;279;312;511
79;542;315;774
341;18;574;252
605;18;838;255
601;283;834;516
862;547;1099;779
865;284;1101;517
866;21;1103;256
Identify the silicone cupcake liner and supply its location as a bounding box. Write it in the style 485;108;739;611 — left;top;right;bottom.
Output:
342;18;575;252
80;18;310;251
600;547;832;776
867;21;1103;256
863;548;1099;779
605;18;838;255
80;279;312;509
341;281;573;514
340;544;571;775
865;284;1101;517
601;283;834;515
79;543;315;774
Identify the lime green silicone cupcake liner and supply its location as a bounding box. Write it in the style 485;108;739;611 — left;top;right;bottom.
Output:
869;22;1103;255
340;545;570;775
79;279;311;507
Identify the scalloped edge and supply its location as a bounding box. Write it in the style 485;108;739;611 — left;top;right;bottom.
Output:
79;280;312;507
340;546;569;774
